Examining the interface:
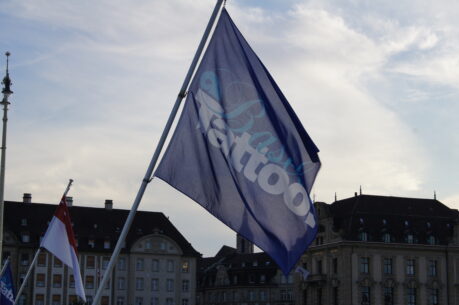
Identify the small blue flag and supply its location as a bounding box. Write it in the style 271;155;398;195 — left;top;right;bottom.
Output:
0;260;16;305
155;8;321;274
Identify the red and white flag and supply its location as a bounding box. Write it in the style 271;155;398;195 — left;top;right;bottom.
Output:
41;196;86;302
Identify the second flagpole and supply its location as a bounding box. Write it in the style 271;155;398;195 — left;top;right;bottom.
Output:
13;179;74;305
91;1;225;304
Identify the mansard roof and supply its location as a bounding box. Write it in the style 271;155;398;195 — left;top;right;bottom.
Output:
329;194;459;244
4;200;200;257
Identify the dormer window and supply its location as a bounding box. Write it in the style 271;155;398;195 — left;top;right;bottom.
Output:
88;239;95;248
21;218;27;226
382;233;391;243
405;234;414;244
427;235;436;245
358;231;368;242
382;219;387;225
21;233;30;243
104;239;110;249
145;240;152;249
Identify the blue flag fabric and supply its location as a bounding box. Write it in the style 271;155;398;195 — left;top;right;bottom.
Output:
155;8;321;274
0;261;15;305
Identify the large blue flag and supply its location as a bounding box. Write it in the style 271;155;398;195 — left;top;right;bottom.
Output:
155;8;321;274
0;261;15;305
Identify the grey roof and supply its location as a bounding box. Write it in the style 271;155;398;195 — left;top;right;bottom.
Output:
4;200;201;257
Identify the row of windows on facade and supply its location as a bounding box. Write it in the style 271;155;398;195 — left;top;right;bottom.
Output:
206;273;294;286
34;272;191;293
306;257;439;277
308;286;439;305
20;252;190;274
357;231;439;245
204;289;292;303
358;257;438;277
358;286;439;305
33;294;191;305
17;232;114;249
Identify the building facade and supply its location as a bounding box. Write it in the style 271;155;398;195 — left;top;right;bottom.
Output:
197;235;296;305
3;194;200;305
297;194;459;305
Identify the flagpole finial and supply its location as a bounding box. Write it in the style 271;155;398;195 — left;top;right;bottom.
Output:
434;190;436;200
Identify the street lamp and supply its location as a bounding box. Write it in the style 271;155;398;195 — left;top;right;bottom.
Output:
0;51;13;265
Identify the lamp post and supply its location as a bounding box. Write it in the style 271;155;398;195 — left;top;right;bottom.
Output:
0;52;12;266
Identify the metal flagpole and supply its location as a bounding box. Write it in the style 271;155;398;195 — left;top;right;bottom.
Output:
14;180;74;305
0;52;13;266
0;255;9;278
91;1;225;304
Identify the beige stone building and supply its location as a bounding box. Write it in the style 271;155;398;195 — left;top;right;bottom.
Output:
297;194;459;305
3;194;200;305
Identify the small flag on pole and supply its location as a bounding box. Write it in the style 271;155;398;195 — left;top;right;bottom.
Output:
295;266;310;281
155;8;321;275
0;260;15;305
40;197;86;302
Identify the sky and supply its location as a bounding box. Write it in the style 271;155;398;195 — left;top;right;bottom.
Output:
1;0;459;257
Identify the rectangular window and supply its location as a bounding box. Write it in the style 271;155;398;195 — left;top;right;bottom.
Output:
167;279;174;292
384;287;394;305
136;258;144;271
37;253;46;266
36;274;45;287
406;259;416;276
136;277;144;290
428;260;437;277
101;296;109;305
166;298;174;305
182;261;189;273
151;278;159;291
135;297;143;305
151;297;159;305
260;290;267;301
182;299;189;305
317;260;323;274
102;257;110;269
69;275;75;288
35;294;45;305
182;280;189;292
333;287;339;305
360;257;369;274
333;258;338;274
104;239;111;249
69;295;77;305
429;288;439;305
384;258;393;275
118;257;126;271
117;277;125;290
117;297;125;305
87;256;95;269
51;295;61;305
52;274;62;288
280;289;293;301
86;276;95;289
361;286;370;305
167;260;174;272
20;253;29;266
53;256;62;267
152;259;159;272
407;288;416;305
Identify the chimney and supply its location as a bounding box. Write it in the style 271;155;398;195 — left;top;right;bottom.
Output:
354;192;358;197
22;193;32;204
104;199;113;210
66;196;73;207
